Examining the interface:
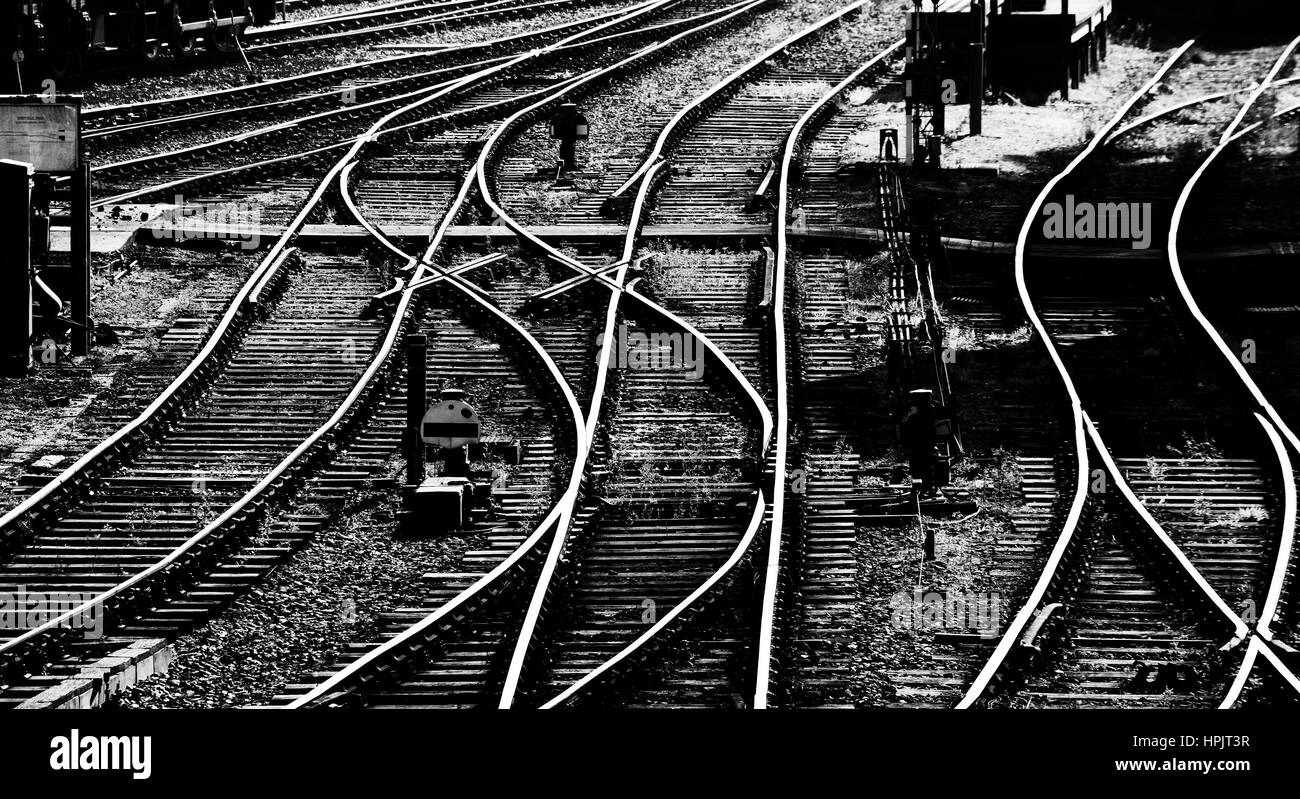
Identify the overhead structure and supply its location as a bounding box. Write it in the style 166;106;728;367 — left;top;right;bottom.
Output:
911;0;1111;102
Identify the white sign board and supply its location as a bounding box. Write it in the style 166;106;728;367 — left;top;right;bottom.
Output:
0;103;77;172
421;399;481;449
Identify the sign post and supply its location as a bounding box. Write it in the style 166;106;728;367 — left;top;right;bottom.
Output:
970;0;986;135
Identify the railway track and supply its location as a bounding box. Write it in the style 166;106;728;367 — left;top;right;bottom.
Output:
960;38;1300;709
242;0;592;55
15;0;1300;713
89;1;722;208
0;0;678;708
53;0;593;91
727;0;1064;709
271;0;900;711
252;0;779;708
1164;50;1300;700
80;3;635;138
492;0;933;710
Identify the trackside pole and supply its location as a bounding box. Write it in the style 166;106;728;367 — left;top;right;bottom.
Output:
405;333;428;486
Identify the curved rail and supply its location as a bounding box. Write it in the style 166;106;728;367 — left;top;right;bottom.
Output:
90;0;716;208
1105;75;1300;145
963;38;1300;706
8;0;618;533
1255;415;1297;642
1167;38;1300;459
286;0;732;707
519;0;912;709
956;41;1195;708
1164;42;1300;686
0;0;668;669
1218;414;1299;707
1083;412;1250;643
470;0;783;708
287;159;587;708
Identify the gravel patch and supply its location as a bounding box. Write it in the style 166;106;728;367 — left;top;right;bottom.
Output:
113;475;482;708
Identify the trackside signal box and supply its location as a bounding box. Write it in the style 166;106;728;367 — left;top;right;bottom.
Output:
0;94;91;369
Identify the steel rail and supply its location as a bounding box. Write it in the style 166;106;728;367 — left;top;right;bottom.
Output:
285;160;586;709
1105;75;1300;145
496;0;888;709
90;0;700;208
281;0;698;707
1219;415;1299;706
1212;99;1300;657
1164;42;1300;692
1083;412;1250;643
244;0;594;52
0;0;670;668
465;0;776;709
756;36;902;709
83;0;652;124
963;39;1300;706
91;65;591;209
956;41;1195;708
1168;38;1300;466
83;54;515;141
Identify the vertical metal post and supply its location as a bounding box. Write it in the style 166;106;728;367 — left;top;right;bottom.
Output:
970;0;985;135
559;138;576;171
904;13;915;166
1;159;33;376
70;160;91;355
405;333;427;486
1088;22;1098;73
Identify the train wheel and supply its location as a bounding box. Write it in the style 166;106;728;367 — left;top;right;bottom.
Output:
168;7;197;58
137;37;164;63
42;9;85;80
205;26;238;53
171;32;199;56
